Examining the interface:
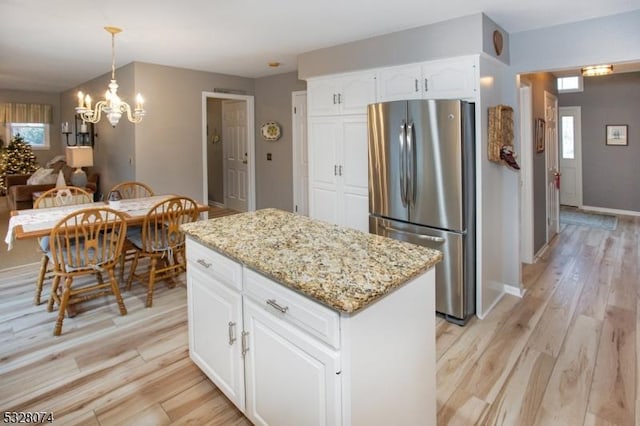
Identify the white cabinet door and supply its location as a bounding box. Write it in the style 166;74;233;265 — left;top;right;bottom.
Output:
243;298;341;426
340;116;369;233
308;118;340;225
338;73;377;115
376;64;423;102
187;266;245;410
308;79;341;116
308;73;376;116
422;57;476;99
308;116;369;232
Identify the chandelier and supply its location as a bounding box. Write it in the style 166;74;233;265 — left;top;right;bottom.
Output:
75;27;145;127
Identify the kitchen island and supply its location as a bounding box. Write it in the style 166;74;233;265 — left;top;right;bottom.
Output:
180;208;442;426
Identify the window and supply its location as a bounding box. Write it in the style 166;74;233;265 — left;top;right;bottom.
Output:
561;116;575;159
556;76;583;93
6;123;50;149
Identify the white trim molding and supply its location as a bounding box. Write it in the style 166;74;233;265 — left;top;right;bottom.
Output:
581;205;640;217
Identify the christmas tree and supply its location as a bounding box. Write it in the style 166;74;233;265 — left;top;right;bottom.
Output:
0;134;40;195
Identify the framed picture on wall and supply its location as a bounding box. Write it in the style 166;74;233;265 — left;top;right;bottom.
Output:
605;124;628;146
535;118;545;153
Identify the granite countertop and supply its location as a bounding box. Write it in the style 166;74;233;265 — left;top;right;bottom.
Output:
180;208;442;314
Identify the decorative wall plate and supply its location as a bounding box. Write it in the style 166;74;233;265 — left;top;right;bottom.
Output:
261;121;282;141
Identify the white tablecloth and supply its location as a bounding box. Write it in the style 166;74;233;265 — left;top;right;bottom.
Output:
4;195;172;250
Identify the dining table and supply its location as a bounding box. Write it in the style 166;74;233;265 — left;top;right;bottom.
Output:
4;194;210;250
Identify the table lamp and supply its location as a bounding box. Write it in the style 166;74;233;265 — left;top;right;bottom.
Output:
66;146;94;187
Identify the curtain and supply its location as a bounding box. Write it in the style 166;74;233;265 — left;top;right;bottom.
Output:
0;103;53;124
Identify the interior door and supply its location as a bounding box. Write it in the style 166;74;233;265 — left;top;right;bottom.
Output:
544;91;560;241
223;100;248;211
559;106;582;207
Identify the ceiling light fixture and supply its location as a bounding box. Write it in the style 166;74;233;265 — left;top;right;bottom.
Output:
268;61;281;68
581;64;613;77
75;27;145;127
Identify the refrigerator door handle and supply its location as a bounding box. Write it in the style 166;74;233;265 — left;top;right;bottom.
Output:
399;121;408;207
407;121;415;206
379;224;445;243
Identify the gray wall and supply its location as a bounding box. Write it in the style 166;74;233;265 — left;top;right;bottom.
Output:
132;62;254;202
299;14;483;79
559;72;640;212
254;72;306;211
61;64;137;198
520;72;556;254
0;89;62;166
206;98;223;204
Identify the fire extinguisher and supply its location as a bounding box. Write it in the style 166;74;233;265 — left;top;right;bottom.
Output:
554;171;561;190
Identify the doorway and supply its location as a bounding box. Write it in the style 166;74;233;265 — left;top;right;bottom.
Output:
202;91;256;212
558;106;582;207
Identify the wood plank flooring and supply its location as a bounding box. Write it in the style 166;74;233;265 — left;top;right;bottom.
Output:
0;212;637;425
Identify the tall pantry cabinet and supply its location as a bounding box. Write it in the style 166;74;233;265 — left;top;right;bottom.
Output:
306;72;375;233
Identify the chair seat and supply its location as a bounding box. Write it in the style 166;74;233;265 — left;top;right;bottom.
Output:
46;239;114;272
126;225;180;253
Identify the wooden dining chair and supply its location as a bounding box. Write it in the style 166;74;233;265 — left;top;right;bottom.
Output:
34;186;94;305
108;181;155;281
109;181;154;200
126;196;199;307
46;207;128;336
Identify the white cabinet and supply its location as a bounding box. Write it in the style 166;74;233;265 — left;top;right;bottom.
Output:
308;116;369;232
376;56;477;102
186;237;437;426
307;72;376;116
243;298;341;426
186;240;342;426
187;256;245;410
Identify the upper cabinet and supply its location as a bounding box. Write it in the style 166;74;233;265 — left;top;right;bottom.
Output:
307;72;377;116
377;56;478;102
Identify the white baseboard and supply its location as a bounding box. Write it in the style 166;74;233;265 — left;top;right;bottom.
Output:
580;205;640;217
503;284;526;298
208;200;225;208
476;291;506;320
534;242;550;261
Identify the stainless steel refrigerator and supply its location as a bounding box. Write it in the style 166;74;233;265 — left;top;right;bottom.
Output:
368;99;475;324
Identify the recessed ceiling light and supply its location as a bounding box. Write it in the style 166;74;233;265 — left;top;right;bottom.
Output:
268;61;281;68
581;64;613;77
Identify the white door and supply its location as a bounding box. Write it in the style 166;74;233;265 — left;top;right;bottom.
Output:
242;298;341;426
377;64;423;102
292;91;309;216
559;106;582;207
223;100;248;211
187;267;245;410
544;91;560;242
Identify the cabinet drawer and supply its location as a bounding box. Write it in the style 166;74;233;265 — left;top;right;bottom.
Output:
243;268;340;349
186;238;242;291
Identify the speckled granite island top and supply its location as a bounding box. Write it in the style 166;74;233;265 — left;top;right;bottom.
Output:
180;208;442;314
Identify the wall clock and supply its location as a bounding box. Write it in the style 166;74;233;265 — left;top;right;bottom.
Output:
261;121;282;141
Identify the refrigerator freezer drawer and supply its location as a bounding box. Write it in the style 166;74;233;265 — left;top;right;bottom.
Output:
370;216;475;323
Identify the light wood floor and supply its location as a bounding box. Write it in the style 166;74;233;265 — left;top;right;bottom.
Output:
0;212;637;425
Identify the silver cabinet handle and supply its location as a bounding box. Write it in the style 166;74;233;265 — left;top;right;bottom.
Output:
379;224;445;243
338;165;343;176
424;78;428;92
197;259;211;268
334;165;338;176
267;299;289;314
228;321;236;345
241;331;249;357
338;93;342;104
414;79;419;92
333;94;337;105
398;121;408;207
